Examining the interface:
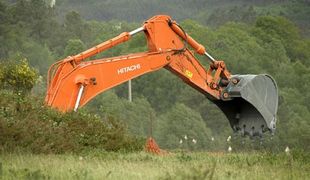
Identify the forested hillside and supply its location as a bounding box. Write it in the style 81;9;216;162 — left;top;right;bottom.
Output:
0;0;309;153
54;0;310;36
4;0;310;36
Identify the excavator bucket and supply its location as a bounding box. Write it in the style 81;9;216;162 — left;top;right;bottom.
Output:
214;74;278;137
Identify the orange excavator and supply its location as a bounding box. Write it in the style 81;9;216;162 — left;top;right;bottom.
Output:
45;15;278;137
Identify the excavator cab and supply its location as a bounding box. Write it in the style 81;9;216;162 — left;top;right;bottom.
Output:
215;74;278;137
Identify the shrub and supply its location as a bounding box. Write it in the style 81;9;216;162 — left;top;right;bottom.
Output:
0;90;144;154
0;59;38;94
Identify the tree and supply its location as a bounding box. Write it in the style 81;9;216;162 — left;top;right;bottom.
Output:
255;16;310;65
277;88;310;149
64;11;84;39
86;91;156;137
11;0;55;40
64;39;86;57
115;69;187;112
155;103;212;150
8;40;56;74
0;1;10;57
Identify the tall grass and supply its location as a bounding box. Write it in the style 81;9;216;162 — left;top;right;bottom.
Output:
0;151;309;180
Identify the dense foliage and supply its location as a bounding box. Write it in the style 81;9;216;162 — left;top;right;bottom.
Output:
0;89;143;153
0;0;309;153
53;0;310;37
0;59;38;93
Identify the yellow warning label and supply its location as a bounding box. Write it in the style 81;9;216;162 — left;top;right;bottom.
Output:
185;70;193;78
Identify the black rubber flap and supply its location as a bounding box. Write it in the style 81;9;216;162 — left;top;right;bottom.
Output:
214;74;278;137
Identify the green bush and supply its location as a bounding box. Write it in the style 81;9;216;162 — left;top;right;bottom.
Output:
0;90;144;154
0;59;38;94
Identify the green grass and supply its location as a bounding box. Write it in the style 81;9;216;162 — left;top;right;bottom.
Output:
0;151;309;180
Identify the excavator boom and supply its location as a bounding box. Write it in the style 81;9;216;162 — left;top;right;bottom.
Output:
46;15;278;137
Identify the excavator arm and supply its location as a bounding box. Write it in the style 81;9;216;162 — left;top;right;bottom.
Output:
46;15;278;137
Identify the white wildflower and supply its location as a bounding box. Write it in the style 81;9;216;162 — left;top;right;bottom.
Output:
179;139;183;144
192;139;197;144
228;146;232;153
227;136;231;142
211;137;214;141
114;22;122;30
184;135;188;140
49;0;56;8
285;146;290;155
79;156;83;161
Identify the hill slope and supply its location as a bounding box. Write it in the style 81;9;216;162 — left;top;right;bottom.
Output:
53;0;310;35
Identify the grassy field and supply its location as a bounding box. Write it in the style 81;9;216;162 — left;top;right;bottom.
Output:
0;151;309;180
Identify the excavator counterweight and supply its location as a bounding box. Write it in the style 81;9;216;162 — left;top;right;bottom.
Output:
45;15;278;138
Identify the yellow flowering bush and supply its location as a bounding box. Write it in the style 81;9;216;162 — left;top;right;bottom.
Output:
1;59;38;93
